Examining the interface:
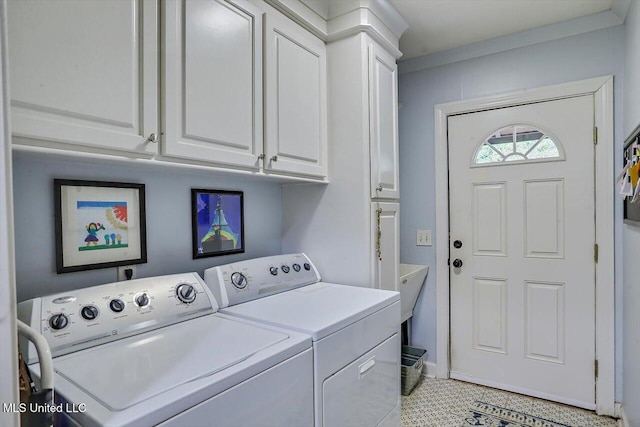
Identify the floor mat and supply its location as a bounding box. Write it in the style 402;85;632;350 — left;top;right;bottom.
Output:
462;401;570;427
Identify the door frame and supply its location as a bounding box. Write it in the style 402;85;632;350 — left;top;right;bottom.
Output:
0;0;20;425
434;76;615;415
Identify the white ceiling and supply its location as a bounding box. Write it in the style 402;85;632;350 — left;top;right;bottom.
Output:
389;0;614;60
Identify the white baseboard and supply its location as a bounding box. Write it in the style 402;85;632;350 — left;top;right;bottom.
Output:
422;361;437;378
617;403;629;427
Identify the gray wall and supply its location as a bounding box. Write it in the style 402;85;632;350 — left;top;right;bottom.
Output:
397;25;625;398
12;151;283;302
623;0;640;422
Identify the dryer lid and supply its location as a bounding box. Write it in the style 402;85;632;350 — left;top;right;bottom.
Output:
53;315;288;411
221;282;399;340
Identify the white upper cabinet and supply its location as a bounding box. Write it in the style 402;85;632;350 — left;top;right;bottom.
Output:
163;0;263;168
264;12;327;179
8;0;158;154
369;42;399;199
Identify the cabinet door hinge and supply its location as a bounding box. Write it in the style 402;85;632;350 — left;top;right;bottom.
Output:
595;359;599;378
594;127;598;145
594;243;599;263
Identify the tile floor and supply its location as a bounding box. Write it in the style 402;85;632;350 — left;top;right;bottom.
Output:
401;377;619;427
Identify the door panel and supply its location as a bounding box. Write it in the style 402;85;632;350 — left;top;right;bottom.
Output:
163;0;262;167
472;183;507;256
449;96;595;408
264;13;327;178
371;203;399;292
369;42;399;199
8;0;158;154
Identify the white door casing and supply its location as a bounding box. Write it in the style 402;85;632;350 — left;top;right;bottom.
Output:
8;0;158;154
163;0;263;168
449;96;595;408
434;76;615;415
0;0;19;423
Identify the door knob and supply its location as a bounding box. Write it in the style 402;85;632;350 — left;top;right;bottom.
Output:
453;240;463;249
452;259;463;268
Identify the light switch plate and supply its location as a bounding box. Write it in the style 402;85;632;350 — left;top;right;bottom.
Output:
417;230;432;246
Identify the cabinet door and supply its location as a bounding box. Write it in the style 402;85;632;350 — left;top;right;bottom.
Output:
8;0;158;154
163;0;263;168
371;202;399;291
264;12;327;179
369;42;399;199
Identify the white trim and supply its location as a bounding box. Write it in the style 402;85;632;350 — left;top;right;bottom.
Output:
399;11;626;74
0;0;19;425
617;404;630;427
422;361;437;379
434;76;615;415
612;0;632;21
594;77;616;416
450;373;597;411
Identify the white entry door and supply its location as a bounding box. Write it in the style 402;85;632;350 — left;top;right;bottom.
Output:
449;95;596;408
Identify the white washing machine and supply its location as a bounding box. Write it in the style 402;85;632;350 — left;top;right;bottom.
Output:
18;273;313;427
204;254;401;427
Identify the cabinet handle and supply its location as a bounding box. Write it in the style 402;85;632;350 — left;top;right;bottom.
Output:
146;133;158;143
258;154;265;160
376;184;383;192
271;156;278;162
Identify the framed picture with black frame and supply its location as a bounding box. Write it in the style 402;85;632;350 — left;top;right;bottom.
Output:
191;189;245;259
623;124;640;226
54;179;147;273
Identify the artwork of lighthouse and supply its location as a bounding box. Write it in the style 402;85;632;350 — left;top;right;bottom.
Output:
192;189;244;258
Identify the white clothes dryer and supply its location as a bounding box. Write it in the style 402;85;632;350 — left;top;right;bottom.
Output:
204;254;401;427
18;273;313;427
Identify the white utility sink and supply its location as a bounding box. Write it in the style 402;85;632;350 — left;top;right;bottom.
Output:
399;264;429;323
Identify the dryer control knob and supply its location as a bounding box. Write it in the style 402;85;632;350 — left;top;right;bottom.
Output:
176;284;197;304
135;293;150;308
49;313;69;330
292;263;301;272
281;265;290;274
269;267;278;276
303;263;311;271
230;272;248;289
109;299;125;313
81;305;99;320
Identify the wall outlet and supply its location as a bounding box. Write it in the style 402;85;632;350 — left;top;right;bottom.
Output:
416;230;432;246
117;265;137;281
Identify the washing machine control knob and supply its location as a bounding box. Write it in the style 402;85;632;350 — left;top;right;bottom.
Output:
81;305;99;320
281;265;290;273
269;267;278;276
176;284;197;303
292;263;301;272
135;293;150;307
230;272;248;289
109;299;125;313
303;263;311;271
49;313;69;330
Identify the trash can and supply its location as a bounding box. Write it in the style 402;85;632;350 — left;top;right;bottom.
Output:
401;345;426;396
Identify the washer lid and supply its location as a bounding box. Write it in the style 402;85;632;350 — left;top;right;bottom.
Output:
220;282;399;340
53;315;288;411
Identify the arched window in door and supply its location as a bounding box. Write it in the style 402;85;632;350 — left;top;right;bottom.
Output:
473;124;564;166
